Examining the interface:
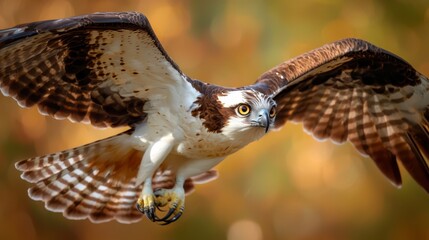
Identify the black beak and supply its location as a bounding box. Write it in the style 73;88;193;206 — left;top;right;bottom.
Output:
257;109;270;133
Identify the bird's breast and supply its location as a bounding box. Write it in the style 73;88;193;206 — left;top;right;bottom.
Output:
175;132;243;159
174;115;252;159
136;99;253;160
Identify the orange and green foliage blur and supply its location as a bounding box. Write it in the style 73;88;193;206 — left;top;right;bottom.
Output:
1;0;429;239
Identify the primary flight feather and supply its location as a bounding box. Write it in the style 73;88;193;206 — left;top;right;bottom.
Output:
1;12;428;224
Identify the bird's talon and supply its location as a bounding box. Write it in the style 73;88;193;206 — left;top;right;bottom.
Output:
156;204;166;212
137;194;160;222
165;211;183;224
137;188;185;225
155;207;184;225
156;206;176;222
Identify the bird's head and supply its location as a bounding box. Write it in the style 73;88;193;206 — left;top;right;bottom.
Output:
216;89;277;139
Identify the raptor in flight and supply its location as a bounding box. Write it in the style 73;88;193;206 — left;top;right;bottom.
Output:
0;12;428;225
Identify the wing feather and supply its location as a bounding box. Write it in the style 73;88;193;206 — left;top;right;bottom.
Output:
0;12;197;128
251;38;429;192
15;129;216;223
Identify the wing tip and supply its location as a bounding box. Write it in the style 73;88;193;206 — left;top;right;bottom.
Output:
15;160;27;171
397;126;429;194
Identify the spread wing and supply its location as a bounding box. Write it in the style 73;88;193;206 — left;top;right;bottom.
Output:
15;130;218;223
252;38;429;192
0;11;196;128
0;12;211;223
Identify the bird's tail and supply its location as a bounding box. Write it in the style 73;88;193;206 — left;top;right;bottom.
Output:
15;130;147;223
15;130;218;223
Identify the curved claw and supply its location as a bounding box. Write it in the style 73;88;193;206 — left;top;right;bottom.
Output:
136;195;159;222
154;203;184;225
156;204;166;212
159;211;183;225
156;205;177;222
137;187;185;225
136;197;160;222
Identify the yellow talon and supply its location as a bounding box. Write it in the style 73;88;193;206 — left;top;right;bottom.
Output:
137;182;185;224
153;188;185;224
136;192;157;221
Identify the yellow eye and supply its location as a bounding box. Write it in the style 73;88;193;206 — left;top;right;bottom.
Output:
269;106;277;118
237;104;251;116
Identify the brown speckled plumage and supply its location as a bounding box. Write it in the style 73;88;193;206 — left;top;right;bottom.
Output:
0;12;177;127
1;12;429;224
251;38;429;191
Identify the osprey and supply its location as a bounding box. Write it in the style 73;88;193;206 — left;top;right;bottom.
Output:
1;12;429;225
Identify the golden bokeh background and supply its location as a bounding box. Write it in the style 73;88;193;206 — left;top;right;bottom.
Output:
1;0;429;239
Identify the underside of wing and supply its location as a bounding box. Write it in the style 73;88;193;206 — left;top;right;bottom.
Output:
14;130;218;223
0;12;195;128
252;38;429;193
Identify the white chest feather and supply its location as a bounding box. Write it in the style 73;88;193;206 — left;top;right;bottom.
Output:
130;85;267;182
136;109;263;165
134;106;254;160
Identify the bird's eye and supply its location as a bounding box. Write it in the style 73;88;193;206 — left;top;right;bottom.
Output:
269;106;277;118
236;104;251;116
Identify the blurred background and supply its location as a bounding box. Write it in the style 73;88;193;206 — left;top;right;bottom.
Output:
1;0;429;239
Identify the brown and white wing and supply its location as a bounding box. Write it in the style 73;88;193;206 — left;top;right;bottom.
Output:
0;12;196;128
1;12;211;223
252;38;429;192
15;130;146;223
15;130;218;223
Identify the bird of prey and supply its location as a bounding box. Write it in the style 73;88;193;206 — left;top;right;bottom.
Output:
0;12;428;225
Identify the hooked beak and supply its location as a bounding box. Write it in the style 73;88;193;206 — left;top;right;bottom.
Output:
256;109;270;133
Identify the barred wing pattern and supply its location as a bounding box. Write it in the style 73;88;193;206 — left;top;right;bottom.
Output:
15;130;146;223
0;12;215;223
3;11;429;224
0;12;187;128
254;38;429;192
14;130;217;223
